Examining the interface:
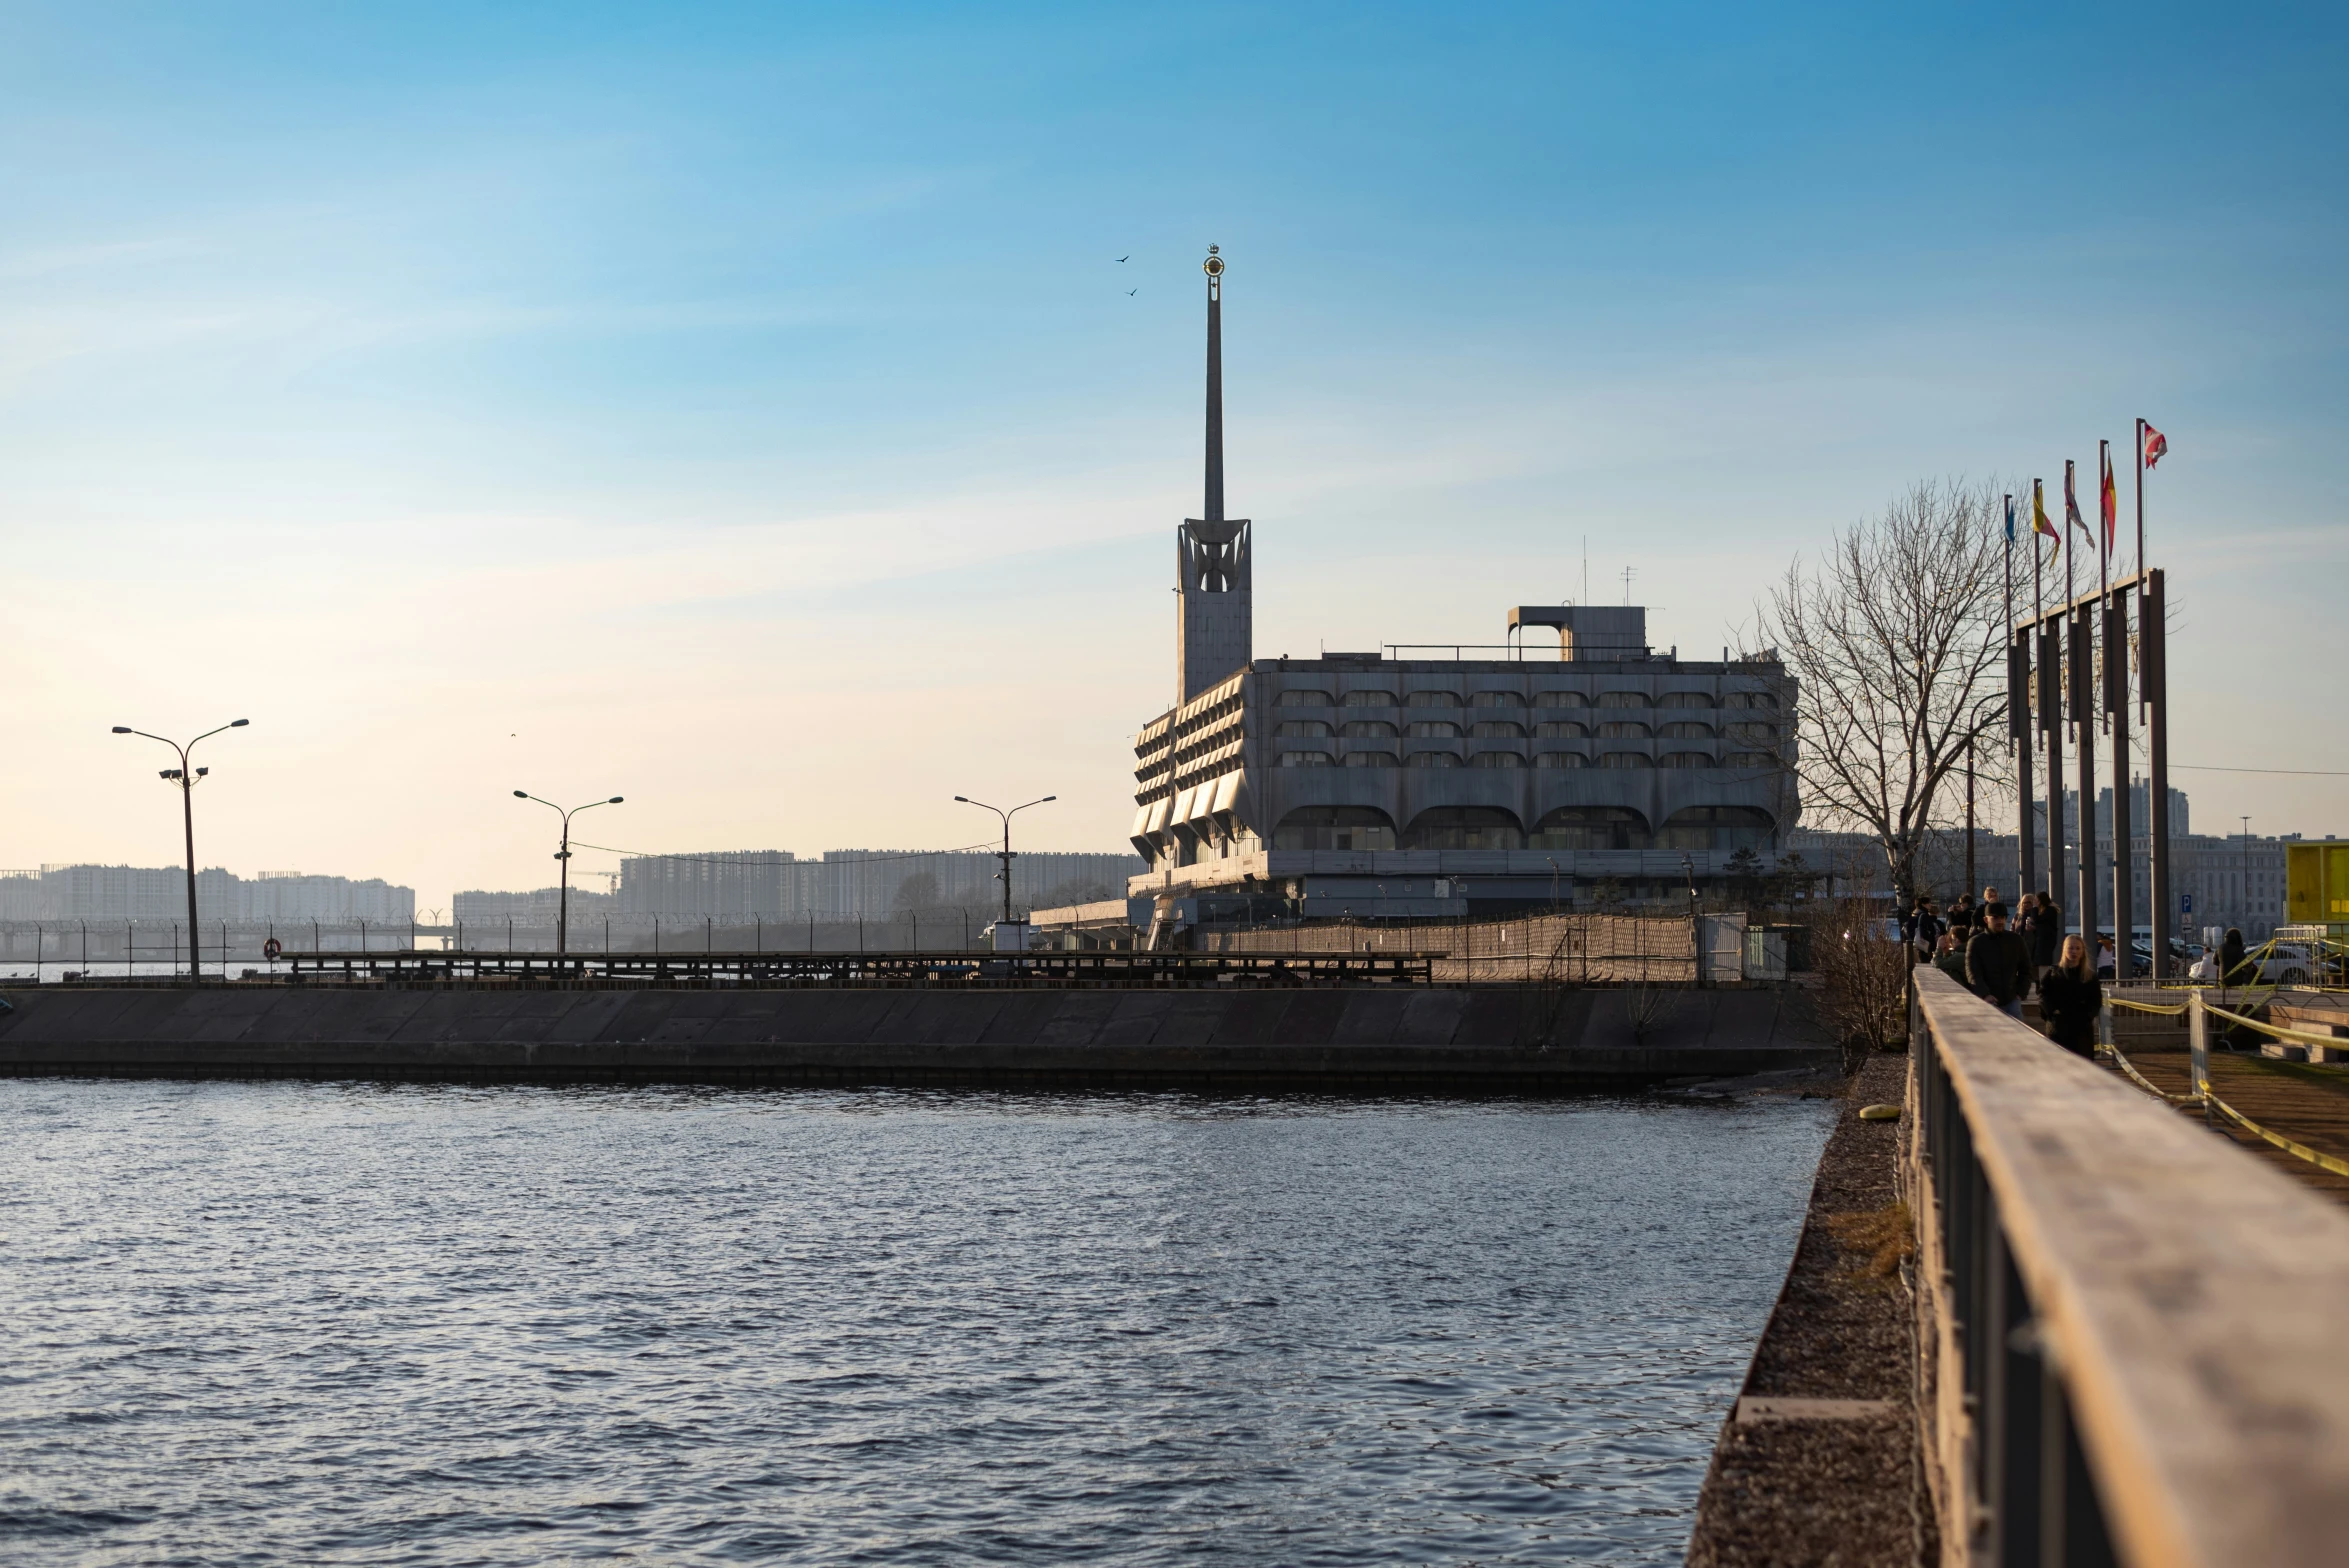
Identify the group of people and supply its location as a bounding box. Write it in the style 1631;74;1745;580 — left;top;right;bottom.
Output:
1900;887;2105;1057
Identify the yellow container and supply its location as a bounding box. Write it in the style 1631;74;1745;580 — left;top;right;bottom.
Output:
2284;840;2349;935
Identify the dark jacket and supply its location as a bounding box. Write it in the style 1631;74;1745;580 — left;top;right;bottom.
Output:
1966;929;2035;1006
1934;948;1972;990
2028;903;2063;967
2038;965;2104;1056
2220;930;2250;986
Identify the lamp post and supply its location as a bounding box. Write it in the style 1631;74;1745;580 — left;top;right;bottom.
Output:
954;794;1055;928
112;719;249;981
513;791;624;956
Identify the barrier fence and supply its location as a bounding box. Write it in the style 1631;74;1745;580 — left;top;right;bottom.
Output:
2102;987;2349;1180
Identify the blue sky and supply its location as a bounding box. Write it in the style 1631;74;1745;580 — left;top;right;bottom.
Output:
3;1;2343;905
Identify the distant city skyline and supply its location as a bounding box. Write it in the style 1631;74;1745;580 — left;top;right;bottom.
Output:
3;2;2343;911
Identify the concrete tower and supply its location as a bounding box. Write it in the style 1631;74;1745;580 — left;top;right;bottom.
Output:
1177;245;1251;704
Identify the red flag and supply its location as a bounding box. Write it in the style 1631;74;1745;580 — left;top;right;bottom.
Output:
2100;444;2117;552
2142;422;2169;469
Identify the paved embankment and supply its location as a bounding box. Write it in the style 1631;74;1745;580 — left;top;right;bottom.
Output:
1685;1050;1931;1567
0;984;1834;1089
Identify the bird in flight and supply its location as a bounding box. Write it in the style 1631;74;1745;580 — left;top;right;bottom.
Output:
1127;288;1137;296
1116;255;1129;262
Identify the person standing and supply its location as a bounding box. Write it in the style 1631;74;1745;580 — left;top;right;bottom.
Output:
1948;893;1978;943
1966;903;2035;1021
1933;931;1971;990
2038;935;2105;1057
1909;897;1943;962
2029;895;2064;970
2220;926;2249;988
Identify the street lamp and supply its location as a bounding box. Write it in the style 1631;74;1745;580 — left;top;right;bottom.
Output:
112;719;249;981
954;793;1056;928
513;791;624;956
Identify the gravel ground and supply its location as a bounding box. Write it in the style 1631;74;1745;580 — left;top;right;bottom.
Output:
1684;1051;1931;1568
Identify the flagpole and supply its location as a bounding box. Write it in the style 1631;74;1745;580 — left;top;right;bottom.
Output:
2007;494;2034;901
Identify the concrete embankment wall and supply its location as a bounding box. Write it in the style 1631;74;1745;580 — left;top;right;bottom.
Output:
0;984;1835;1090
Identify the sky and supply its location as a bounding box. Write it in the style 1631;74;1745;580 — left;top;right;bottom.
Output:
2;1;2344;910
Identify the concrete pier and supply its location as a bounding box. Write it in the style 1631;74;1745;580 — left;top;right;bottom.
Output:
0;984;1835;1090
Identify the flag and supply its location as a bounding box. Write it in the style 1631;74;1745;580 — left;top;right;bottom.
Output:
2100;444;2117;552
2063;459;2088;545
2031;479;2058;542
2004;493;2015;543
2142;421;2169;469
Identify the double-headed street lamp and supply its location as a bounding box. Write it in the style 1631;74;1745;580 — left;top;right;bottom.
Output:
513;791;623;955
954;793;1055;928
111;719;250;981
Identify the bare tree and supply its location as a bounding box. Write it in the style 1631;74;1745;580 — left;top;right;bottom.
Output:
1755;478;2011;900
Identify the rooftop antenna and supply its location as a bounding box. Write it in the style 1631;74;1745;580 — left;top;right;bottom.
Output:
1621;565;1637;605
1582;536;1588;605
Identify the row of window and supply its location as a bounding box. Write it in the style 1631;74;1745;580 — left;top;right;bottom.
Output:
1271;805;1774;853
1275;688;1780;711
1278;750;1781;770
1274;719;1778;741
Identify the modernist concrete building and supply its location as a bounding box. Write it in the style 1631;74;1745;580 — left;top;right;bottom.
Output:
1129;250;1799;922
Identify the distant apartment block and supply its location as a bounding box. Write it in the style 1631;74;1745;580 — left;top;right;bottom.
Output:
0;864;414;923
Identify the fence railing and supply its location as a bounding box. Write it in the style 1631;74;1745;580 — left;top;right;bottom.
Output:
1907;966;2349;1566
1193;911;1748;984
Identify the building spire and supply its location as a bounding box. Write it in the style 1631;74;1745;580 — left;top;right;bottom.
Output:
1204;245;1224;523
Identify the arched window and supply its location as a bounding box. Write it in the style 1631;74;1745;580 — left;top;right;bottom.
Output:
1535;720;1587;739
1406;720;1461;739
1726;752;1780;769
1275;719;1332;738
1596;721;1650;739
1723;691;1779;710
1342;689;1398;708
1599;752;1654;769
1598;691;1651;709
1660;691;1716;709
1727;721;1777;743
1470;751;1524;768
1274;806;1398;851
1469;690;1526;708
1534;690;1588;708
1660;751;1715;769
1657;806;1776;852
1534;751;1587;769
1407;751;1461;768
1343;751;1399;769
1342;719;1398;739
1659;721;1713;739
1280;750;1336;767
1405;690;1463;708
1278;689;1334;707
1404;806;1525;850
1468;720;1525;738
1529;806;1651;851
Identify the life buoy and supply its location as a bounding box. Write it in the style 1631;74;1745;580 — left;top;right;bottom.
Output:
262;937;283;959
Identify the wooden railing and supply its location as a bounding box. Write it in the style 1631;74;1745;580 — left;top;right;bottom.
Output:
1907;967;2349;1567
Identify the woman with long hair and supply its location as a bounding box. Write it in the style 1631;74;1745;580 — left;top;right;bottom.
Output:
2038;934;2104;1058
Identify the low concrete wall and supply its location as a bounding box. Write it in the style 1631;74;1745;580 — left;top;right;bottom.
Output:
0;984;1834;1090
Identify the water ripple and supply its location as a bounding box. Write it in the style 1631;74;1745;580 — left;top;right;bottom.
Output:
0;1082;1830;1565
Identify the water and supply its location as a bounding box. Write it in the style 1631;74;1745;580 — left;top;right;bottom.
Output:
0;1082;1832;1565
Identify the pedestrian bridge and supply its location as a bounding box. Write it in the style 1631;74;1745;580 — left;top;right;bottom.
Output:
1907;967;2349;1566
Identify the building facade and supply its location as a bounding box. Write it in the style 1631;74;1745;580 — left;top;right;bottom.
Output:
1127;249;1798;922
0;863;414;923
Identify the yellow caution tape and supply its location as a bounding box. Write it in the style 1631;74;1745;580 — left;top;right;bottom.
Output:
2202;1002;2349;1051
2204;1094;2349;1181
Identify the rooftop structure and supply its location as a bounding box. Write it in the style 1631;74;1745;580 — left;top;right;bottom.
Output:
1128;250;1798;924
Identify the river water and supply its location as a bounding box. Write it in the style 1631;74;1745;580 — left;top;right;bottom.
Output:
0;1082;1832;1565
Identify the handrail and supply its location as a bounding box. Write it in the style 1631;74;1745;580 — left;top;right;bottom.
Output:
1909;967;2349;1567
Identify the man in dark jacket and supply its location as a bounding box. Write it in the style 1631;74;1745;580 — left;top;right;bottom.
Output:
1966;904;2036;1019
